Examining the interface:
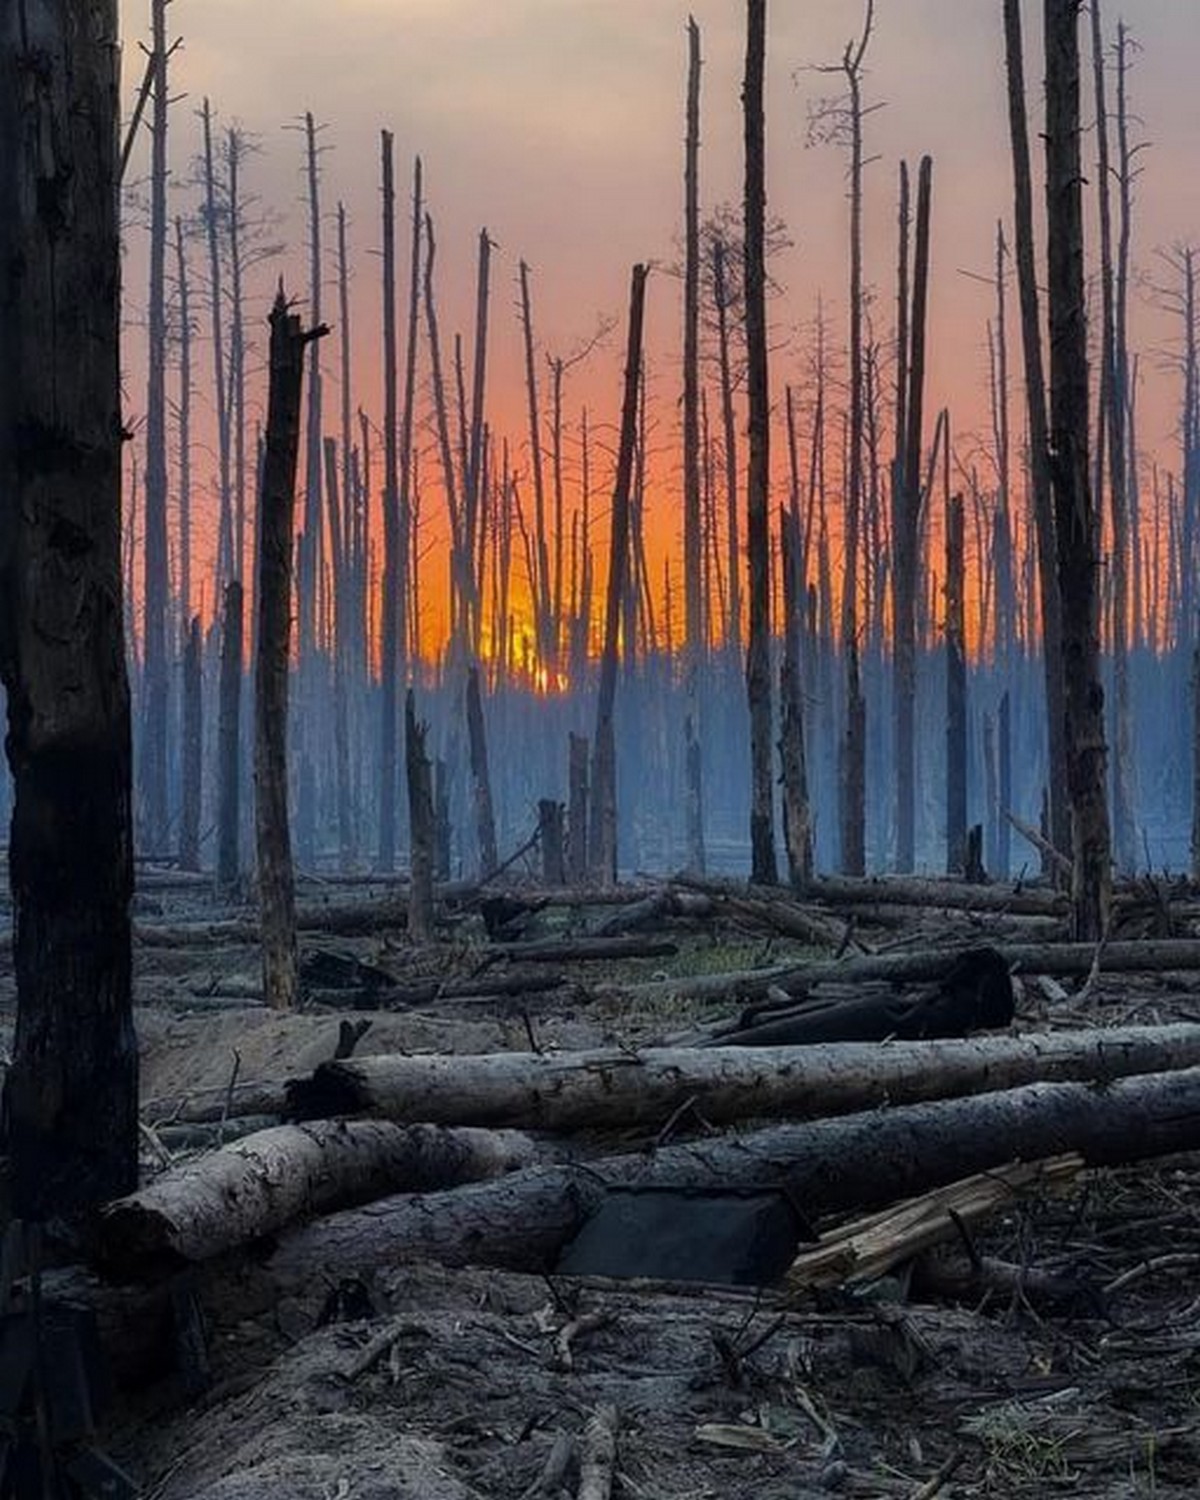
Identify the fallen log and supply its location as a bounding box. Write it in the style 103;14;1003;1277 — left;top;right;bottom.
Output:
630;938;1200;1010
805;873;1069;917
480;935;678;965
91;1119;552;1277
706;946;1014;1045
286;1023;1200;1132
268;1066;1200;1282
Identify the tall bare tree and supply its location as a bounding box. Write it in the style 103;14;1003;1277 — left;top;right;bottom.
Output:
142;0;173;852
743;0;778;883
1044;0;1112;939
1;0;138;1214
591;266;649;886
256;290;325;1010
1002;0;1069;864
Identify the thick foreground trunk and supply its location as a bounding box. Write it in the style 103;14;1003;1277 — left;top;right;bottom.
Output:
288;1024;1200;1133
270;1067;1200;1280
91;1120;548;1277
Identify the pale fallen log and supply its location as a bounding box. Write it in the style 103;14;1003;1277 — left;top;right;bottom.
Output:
269;1066;1200;1282
286;1023;1200;1133
92;1119;551;1276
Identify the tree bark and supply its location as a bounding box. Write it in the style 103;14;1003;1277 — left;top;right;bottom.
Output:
1044;0;1112;940
0;0;139;1216
270;1067;1200;1280
945;494;967;874
290;1025;1200;1135
216;581;243;892
141;0;171;854
743;0;778;884
256;292;321;1011
179;615;203;872
568;732;590;884
1003;0;1070;865
465;665;498;878
590;266;648;886
779;510;813;889
539;800;566;887
894;155;932;872
405;690;435;942
92;1120;548;1277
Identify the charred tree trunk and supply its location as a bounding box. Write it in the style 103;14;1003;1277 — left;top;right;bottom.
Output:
1003;0;1070;866
539;800;566;887
1044;0;1112;940
142;0;171;854
590;266;649;887
568;732;590;885
174;216;193;637
179;616;203;873
683;16;704;668
405;690;435;942
256;292;321;1012
216;581;243;892
200;98;234;594
779;510;813;889
1090;0;1135;873
378;133;400;872
465;665;498;878
323;437;353;870
743;0;778;884
946;495;967;875
894;155;932;873
0;0;138;1215
838;2;874;877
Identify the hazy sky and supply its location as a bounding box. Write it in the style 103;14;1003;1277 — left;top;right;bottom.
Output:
117;0;1200;636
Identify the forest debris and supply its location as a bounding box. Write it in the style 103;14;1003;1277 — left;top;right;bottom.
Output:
785;1155;1084;1292
693;1422;784;1452
268;1068;1200;1285
577;1403;619;1500
552;1310;613;1372
520;1429;575;1499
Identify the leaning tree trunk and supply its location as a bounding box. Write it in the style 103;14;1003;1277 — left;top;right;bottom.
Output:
0;0;138;1217
256;291;322;1011
590;266;648;887
743;0;778;885
1044;0;1112;941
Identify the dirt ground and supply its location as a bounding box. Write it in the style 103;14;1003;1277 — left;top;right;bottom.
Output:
10;879;1200;1497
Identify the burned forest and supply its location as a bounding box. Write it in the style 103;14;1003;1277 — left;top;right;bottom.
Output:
6;0;1200;1496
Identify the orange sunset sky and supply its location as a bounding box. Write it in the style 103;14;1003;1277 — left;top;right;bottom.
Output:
117;0;1200;658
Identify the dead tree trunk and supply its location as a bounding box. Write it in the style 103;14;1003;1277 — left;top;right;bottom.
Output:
200;98;234;594
174;215;193;631
405;690;435;942
539;801;566;887
1090;0;1135;873
894;154;932;873
1044;0;1112;940
1003;0;1070;865
179;616;203;872
590;266;648;886
743;0;778;885
141;0;171;855
682;15;706;877
465;665;498;878
216;581;243;892
256;291;322;1012
946;495;967;874
779;510;813;889
837;1;874;877
568;732;590;884
323;436;353;870
0;0;139;1214
378;132;400;872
